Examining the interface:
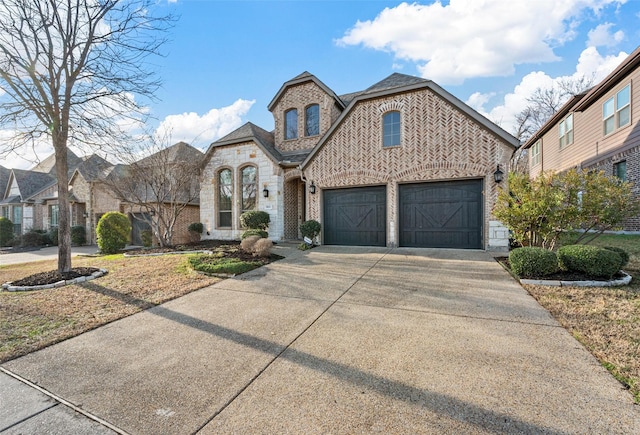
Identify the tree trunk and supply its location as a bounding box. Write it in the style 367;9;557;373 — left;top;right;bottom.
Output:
54;143;71;273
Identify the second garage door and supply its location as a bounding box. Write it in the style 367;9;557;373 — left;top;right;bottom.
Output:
323;186;386;246
399;180;483;249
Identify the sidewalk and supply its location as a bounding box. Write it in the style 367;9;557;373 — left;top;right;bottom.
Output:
1;245;100;266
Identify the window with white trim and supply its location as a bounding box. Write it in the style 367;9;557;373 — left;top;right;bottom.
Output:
49;204;59;228
559;113;573;148
603;84;631;135
614;160;627;182
530;140;541;166
383;111;401;147
218;169;232;227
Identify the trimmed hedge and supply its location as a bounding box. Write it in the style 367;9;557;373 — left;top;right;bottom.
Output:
557;245;623;279
603;246;630;268
188;222;204;234
240;211;270;230
96;212;131;254
241;229;268;239
300;220;321;241
509;247;558;278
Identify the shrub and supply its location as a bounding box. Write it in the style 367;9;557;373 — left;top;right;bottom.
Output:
300;220;321;242
603;246;630;268
49;227;58;246
558;245;623;279
240;235;261;252
187;255;262;275
253;238;273;257
509;247;558;278
71;225;86;246
0;217;13;247
188;222;204;233
96;212;131;254
297;242;311;251
241;229;268;239
240;211;270;230
141;230;153;247
19;230;47;247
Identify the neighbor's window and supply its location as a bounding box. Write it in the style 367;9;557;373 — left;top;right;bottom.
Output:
305;104;320;136
241;166;257;212
559;113;573;148
218;169;233;227
604;84;631;135
12;205;22;235
285;108;298;140
531;140;541;166
49;204;59;227
614;160;627;182
383;111;401;147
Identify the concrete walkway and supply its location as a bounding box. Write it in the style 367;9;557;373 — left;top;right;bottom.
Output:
1;246;638;434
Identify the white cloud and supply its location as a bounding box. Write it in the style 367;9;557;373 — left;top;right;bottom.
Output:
154;98;255;148
473;47;629;135
337;0;625;84
587;22;624;47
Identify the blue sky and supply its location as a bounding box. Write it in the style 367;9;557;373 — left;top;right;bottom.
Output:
4;0;640;168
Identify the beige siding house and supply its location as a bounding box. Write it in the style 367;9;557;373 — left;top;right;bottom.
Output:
523;46;640;231
201;72;518;250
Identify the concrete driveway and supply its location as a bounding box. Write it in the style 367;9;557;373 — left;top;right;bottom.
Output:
1;246;638;434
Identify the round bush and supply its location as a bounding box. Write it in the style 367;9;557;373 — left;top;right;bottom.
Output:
240;211;270;230
300;220;321;240
509;247;558;278
188;222;204;233
241;229;268;239
71;225;86;246
96;212;131;254
603;246;629;268
141;230;153;248
20;230;47;247
557;245;623;279
0;217;14;247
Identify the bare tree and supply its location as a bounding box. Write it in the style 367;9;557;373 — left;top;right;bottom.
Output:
108;141;202;247
0;0;172;272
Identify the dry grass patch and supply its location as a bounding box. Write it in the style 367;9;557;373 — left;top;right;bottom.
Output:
0;254;220;363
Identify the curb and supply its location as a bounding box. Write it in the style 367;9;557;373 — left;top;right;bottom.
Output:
520;271;632;287
2;269;108;292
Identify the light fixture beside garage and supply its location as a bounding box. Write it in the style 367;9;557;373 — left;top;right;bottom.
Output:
493;165;504;183
309;181;316;194
262;185;269;198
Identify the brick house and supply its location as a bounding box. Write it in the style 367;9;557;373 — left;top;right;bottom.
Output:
522;46;640;231
201;72;518;250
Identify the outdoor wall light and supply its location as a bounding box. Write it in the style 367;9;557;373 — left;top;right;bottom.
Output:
309;181;316;194
262;186;269;198
82;212;89;218
493;164;504;183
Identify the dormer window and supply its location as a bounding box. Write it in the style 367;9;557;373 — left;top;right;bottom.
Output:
305;104;319;136
383;111;401;147
285;109;298;140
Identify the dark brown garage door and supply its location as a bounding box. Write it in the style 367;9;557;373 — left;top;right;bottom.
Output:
323;186;386;246
399;180;483;249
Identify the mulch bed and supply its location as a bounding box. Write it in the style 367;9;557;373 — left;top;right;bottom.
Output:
124;240;241;256
9;267;101;286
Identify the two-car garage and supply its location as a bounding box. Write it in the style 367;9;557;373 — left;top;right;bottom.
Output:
323;179;483;249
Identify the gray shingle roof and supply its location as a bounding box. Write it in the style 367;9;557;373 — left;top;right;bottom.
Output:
11;169;56;200
0;165;10;199
363;73;430;94
30;149;82;177
136;141;204;166
74;154;114;182
208;122;282;162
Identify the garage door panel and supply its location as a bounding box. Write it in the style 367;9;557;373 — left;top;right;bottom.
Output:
400;180;483;249
324;187;386;246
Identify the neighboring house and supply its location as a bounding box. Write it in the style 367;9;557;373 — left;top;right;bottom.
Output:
1;168;56;235
201;72;518;250
522;46;640;231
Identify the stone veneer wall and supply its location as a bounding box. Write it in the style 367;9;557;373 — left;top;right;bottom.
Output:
271;81;343;152
583;144;640;231
201;141;284;240
303;88;513;249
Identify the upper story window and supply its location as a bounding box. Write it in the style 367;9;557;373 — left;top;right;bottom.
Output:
603;84;631;135
614;160;627;182
531;140;541;166
305;104;320;137
383;111;401;147
218;169;233;228
241;166;257;213
559;113;573;148
285;109;298;140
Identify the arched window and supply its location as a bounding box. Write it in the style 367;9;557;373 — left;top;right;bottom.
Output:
285;108;298;140
241;166;257;213
383;111;401;147
218;169;232;227
305;104;319;136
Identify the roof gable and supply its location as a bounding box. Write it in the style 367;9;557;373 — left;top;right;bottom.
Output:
9;169;56;201
268;71;345;112
203;122;282;167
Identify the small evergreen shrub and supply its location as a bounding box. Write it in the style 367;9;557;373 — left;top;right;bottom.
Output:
141;230;153;247
300;220;321;242
96;212;131;254
558;245;623;279
240;211;270;230
509;247;558;278
34;229;53;245
0;217;13;247
240;235;261;252
187;255;261;275
71;225;86;246
241;229;268;239
253;238;273;257
49;227;58;246
19;230;47;247
603;246;630;268
188;222;204;234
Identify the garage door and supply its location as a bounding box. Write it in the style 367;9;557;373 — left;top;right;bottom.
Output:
399;180;483;249
323;186;386;246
